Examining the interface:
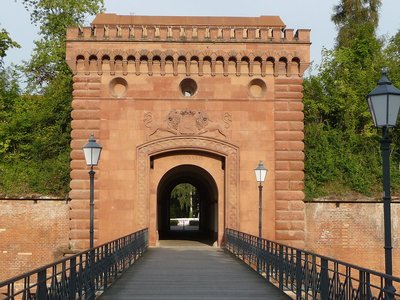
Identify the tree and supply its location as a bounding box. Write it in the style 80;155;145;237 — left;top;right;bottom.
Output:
332;0;381;48
0;29;20;67
170;184;199;218
303;0;390;198
384;31;400;85
0;1;104;196
20;0;104;90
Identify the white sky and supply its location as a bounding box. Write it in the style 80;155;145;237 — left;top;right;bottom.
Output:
1;0;399;70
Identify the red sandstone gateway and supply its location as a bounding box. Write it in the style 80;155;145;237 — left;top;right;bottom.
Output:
65;14;310;249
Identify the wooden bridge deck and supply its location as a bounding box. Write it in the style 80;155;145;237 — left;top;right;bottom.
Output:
99;244;289;300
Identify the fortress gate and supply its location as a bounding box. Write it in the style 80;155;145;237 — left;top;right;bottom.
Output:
66;14;310;249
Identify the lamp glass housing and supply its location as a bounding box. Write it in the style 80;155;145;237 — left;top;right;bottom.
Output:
367;70;400;128
83;135;102;166
254;161;268;184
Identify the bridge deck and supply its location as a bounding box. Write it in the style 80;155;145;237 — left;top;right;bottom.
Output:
99;244;289;299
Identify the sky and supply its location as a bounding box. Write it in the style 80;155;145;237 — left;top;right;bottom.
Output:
0;0;399;71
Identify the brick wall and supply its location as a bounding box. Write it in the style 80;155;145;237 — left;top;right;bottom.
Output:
0;199;70;281
305;201;400;276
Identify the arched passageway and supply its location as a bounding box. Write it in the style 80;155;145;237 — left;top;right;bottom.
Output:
157;164;218;245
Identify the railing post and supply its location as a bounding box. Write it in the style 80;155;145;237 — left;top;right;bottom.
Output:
89;249;95;299
296;250;302;299
36;269;47;299
320;258;329;299
266;241;270;281
279;244;284;291
69;257;77;300
359;270;365;300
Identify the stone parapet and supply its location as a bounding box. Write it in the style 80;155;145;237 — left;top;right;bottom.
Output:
67;26;310;44
66;15;310;78
67;14;310;44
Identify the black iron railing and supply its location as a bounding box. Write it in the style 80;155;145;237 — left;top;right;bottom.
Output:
0;228;148;300
225;228;400;300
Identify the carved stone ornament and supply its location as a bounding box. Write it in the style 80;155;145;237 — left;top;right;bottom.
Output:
144;109;232;140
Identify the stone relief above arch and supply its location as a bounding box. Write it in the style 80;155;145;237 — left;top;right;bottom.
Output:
136;136;240;230
144;109;232;141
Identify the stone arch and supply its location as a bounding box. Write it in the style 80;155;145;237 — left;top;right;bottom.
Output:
253;56;262;76
228;56;237;75
157;163;219;244
266;56;275;75
101;54;111;73
177;55;186;74
153;55;162;74
137;136;239;231
190;56;199;75
139;54;148;74
165;55;174;74
278;56;288;75
240;56;250;76
114;55;124;73
127;55;136;73
88;54;98;73
215;56;224;75
76;54;85;73
203;56;212;75
290;57;301;76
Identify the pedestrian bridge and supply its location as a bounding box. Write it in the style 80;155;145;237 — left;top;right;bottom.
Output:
1;229;399;299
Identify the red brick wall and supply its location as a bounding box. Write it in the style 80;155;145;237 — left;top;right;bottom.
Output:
0;199;70;281
305;201;400;276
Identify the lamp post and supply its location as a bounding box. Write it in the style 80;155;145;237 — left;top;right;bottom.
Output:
254;161;267;273
83;134;102;248
83;134;102;300
366;68;400;299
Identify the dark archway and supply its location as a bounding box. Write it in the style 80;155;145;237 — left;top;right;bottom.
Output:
157;164;218;244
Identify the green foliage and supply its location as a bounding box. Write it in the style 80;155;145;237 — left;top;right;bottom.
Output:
303;4;400;200
0;71;72;195
20;0;104;90
332;0;381;48
384;31;400;86
304;123;382;198
0;0;104;196
0;29;20;65
170;183;199;218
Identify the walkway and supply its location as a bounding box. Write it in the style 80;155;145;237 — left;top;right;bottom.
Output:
99;244;289;300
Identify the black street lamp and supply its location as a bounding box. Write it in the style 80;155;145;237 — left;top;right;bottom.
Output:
83;134;102;300
83;134;102;249
254;161;267;273
367;68;400;299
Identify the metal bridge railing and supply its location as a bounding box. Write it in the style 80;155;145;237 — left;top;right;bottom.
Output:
225;228;400;300
0;228;148;300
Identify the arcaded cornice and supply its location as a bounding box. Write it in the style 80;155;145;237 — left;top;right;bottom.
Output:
66;49;309;77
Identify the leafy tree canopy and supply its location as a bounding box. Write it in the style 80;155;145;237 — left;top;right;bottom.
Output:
170;183;199;218
0;29;20;66
0;0;104;196
303;1;400;199
20;0;104;90
332;0;381;48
